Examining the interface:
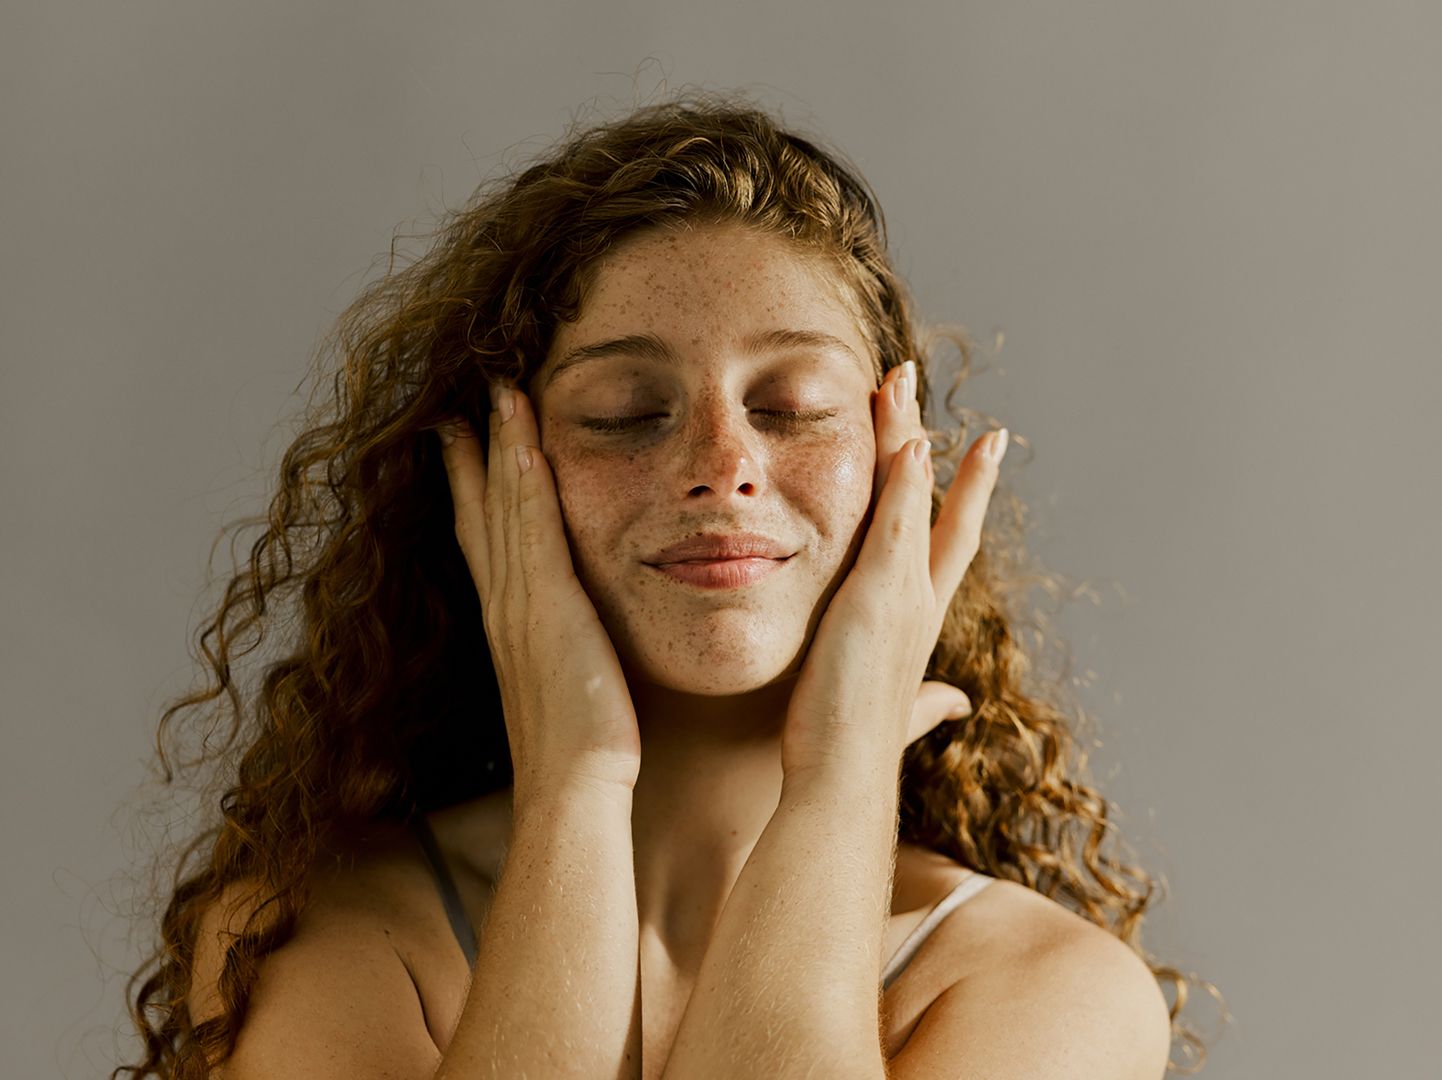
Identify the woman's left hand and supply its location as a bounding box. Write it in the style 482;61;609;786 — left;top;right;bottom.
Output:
781;360;1008;781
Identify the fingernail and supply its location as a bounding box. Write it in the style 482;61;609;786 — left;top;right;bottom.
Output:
893;361;916;407
986;428;1010;465
437;422;457;447
912;437;931;463
514;445;533;474
497;388;515;423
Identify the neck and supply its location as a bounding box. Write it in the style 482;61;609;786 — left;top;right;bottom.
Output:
626;671;797;969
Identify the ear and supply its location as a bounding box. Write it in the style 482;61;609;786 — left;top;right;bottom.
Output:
906;680;972;747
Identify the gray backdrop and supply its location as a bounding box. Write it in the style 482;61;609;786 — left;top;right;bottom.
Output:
3;2;1436;1077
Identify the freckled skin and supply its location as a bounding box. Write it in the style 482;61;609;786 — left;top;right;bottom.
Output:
532;222;880;696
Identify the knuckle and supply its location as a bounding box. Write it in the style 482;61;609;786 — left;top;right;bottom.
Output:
452;519;482;562
883;512;914;545
517;517;545;554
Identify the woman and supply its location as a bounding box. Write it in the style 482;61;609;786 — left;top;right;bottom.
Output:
115;92;1216;1078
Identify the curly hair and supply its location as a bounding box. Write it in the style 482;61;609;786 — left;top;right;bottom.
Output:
112;88;1224;1077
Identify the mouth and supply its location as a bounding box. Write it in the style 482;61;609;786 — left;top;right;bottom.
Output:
645;554;792;589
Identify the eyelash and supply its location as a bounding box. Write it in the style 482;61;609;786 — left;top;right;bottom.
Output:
581;408;839;433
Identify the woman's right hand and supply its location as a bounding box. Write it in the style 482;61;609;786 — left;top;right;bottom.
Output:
437;383;642;801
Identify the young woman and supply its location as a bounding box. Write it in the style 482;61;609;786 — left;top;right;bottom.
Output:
115;92;1215;1079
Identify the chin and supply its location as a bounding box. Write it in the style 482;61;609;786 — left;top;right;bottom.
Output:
640;659;792;697
620;618;808;697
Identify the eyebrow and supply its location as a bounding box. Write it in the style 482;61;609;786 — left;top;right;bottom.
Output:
541;328;875;388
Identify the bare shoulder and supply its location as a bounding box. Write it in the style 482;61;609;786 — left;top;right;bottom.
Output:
187;822;448;1079
892;876;1174;1079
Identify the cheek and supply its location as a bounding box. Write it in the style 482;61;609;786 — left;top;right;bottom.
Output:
543;437;649;561
784;427;875;536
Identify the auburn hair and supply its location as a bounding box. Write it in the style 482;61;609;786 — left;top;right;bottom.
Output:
114;88;1223;1077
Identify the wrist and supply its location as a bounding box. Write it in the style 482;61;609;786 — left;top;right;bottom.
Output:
780;753;901;805
512;768;635;818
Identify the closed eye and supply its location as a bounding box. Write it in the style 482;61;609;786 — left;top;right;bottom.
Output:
580;408;839;433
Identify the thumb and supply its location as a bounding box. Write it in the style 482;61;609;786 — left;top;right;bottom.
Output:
906;680;972;747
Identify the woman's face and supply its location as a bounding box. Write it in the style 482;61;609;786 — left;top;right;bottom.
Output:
532;221;880;696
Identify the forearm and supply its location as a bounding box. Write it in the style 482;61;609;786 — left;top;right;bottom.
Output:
661;761;899;1080
436;780;640;1080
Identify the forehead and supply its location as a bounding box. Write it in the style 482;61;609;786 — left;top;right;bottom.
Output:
578;222;836;301
539;222;879;384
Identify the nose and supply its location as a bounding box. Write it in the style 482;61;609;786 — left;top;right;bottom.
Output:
676;397;764;501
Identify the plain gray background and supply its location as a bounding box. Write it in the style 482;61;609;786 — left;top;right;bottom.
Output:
3;1;1437;1076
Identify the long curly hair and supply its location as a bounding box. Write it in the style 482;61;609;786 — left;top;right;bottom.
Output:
113;88;1224;1077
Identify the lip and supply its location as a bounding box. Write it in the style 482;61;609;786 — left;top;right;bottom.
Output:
646;555;789;589
645;532;793;563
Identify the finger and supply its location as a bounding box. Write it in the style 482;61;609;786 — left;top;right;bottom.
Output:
512;436;583;594
929;428;1009;604
855;434;934;582
872;360;921;506
485;390;509;597
436;417;491;600
494;385;553;586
